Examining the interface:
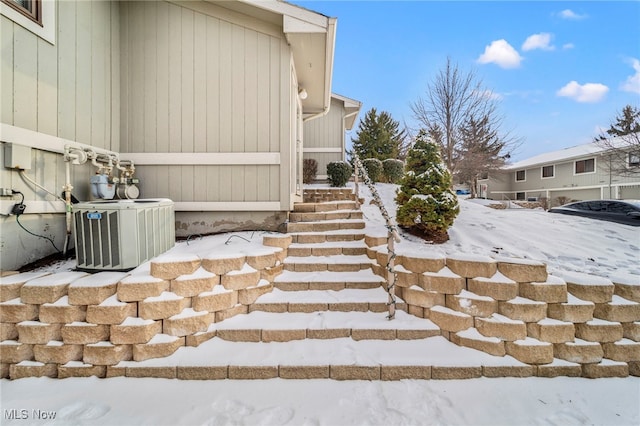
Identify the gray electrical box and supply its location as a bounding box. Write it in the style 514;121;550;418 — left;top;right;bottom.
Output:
4;143;32;170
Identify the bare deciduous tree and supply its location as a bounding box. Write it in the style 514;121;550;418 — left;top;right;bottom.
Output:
595;105;640;177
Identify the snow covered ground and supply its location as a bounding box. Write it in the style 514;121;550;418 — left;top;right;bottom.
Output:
1;183;639;425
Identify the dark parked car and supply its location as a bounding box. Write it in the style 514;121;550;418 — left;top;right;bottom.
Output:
549;199;640;226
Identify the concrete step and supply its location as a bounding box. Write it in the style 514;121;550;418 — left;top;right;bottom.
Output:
251;287;391;313
287;240;368;257
286;220;365;233
207;310;441;343
293;201;358;213
289;230;366;244
273;269;385;291
289;210;363;223
283;254;375;273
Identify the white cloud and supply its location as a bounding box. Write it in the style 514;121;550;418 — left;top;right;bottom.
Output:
562;43;575;50
556;81;609;103
522;33;555;51
474;89;503;101
620;58;640;94
477;39;523;69
558;9;588;20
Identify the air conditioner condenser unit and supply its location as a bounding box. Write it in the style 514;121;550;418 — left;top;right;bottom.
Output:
73;199;175;271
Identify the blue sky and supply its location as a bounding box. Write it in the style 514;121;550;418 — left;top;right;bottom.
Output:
294;1;640;162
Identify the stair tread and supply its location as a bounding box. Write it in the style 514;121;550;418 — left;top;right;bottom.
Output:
284;255;374;264
275;269;385;283
119;335;528;368
255;288;389;304
289;241;368;249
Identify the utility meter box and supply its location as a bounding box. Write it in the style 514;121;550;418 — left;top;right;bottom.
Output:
4;143;32;170
73;199;175;271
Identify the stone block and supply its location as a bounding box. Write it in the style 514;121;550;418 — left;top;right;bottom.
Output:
402;286;445;308
163;309;215;337
38;297;87;324
262;329;306;342
33;342;83;364
381;365;432;380
0;341;33;363
556;271;615;303
262;234;292;249
364;235;387;247
10;362;57;379
238;280;273;305
177;366;227;380
622;322;640;341
185;328;217;347
83;342;132;365
602;339;640;362
432;366;482;379
575;319;623;343
170;268;219;297
133;334;186;361
527;319;575;343
228;366;278;379
468;275;518;301
446;255;497;279
328;302;369;312
0;363;7;379
397;329;441;339
482;365;534;378
593;296;640;323
498;297;547;322
139;292;189;320
612;275;640;303
330;365;381;380
446;291;497;317
249;303;288;313
150;254;201;280
110;318;162;344
245;251;277;270
215;304;248;322
553;339;604;364
451;328;506;356
216;329;261;342
407;305;425;318
536;362;582;378
279;365;330;379
519;276;567;303
0;299;38;323
496;257;547;283
289;303;328;313
67;271;125;305
547;296;594;323
1;323;18;340
117;275;169;302
582;361;628;378
261;264;284;282
398;254;446;273
201;254;246;275
420;268;465;294
505;338;554;364
105;366;126;378
86;296;137;325
20;271;88;304
61;322;110;345
58;363;106;378
630;361;640;377
476;314;526;341
394;267;417;288
429;306;474;332
221;265;260;290
351;329;397;340
0;272;50;302
192;287;238;312
17;321;62;344
307;329;351;339
125;366;177;379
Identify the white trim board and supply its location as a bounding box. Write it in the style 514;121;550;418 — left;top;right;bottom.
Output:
0;200;65;216
174;202;281;211
123;153;281;166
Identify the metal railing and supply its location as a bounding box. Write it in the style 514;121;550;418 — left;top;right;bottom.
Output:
352;155;401;320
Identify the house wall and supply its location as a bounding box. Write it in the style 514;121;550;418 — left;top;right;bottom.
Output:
303;97;345;178
118;0;294;218
1;1;120;271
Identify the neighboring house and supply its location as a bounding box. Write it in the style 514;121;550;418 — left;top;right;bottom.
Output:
479;137;640;205
303;93;361;179
0;0;336;270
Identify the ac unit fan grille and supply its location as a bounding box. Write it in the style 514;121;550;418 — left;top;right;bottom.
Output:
74;210;121;268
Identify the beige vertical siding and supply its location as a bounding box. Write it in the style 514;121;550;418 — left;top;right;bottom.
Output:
304;97;345;149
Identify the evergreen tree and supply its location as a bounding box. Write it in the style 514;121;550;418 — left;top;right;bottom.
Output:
594;104;640;176
396;130;459;242
596;105;640;139
350;108;407;161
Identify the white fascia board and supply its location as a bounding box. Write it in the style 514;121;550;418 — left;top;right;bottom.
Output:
174;202;281;211
239;0;329;29
122;152;281;165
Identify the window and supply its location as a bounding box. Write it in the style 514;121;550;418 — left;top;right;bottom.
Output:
542;165;554;178
575;158;595;174
516;192;525;200
515;170;526;182
630;151;640;168
1;0;40;25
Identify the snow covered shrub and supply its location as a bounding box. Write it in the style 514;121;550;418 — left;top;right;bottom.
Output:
395;130;459;243
362;158;384;182
326;161;353;187
303;158;318;184
382;158;404;183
